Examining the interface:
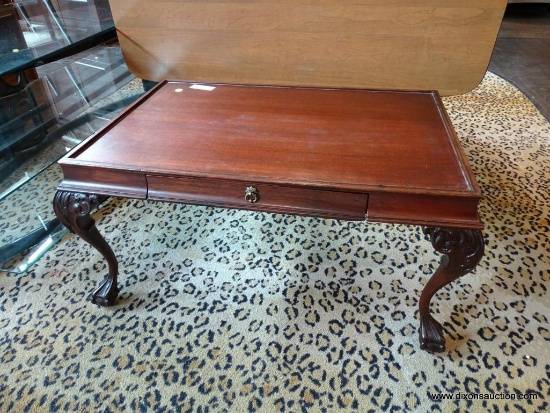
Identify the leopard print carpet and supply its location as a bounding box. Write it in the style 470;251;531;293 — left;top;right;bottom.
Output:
0;73;548;412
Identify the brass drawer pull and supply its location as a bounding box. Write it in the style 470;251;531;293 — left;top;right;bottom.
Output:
245;186;259;203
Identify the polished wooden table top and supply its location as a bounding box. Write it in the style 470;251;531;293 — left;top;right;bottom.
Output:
59;81;482;229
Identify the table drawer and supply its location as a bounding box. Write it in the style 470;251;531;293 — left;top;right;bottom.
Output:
147;175;368;220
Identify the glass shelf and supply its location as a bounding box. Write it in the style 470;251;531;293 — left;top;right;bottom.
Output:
1;1;150;273
0;44;144;273
1;0;115;77
1;44;142;200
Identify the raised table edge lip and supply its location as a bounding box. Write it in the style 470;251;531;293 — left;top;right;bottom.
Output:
58;80;483;196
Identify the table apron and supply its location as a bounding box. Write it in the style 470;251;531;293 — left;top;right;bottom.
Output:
368;192;483;229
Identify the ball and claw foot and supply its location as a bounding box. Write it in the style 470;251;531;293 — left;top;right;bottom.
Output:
419;314;446;353
419;227;484;352
89;276;120;307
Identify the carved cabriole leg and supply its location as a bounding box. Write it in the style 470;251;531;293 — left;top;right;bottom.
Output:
420;227;484;352
53;191;119;306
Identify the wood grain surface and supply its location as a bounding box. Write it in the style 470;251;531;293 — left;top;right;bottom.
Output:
110;0;507;95
70;82;475;193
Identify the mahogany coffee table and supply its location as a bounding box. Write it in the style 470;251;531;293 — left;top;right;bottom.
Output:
53;81;484;352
